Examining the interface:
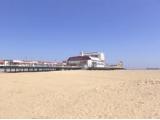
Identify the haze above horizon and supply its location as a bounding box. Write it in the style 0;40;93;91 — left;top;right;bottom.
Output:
0;0;160;68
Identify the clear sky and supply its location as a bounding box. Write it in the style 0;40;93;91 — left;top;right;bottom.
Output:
0;0;160;68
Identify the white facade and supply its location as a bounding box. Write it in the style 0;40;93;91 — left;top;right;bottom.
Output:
81;51;105;68
80;51;105;61
68;52;106;68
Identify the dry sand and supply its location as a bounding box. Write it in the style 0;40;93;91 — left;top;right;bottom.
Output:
0;70;160;118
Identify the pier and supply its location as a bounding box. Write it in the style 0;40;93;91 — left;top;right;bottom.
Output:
88;67;124;70
0;65;124;73
0;51;124;73
0;66;82;73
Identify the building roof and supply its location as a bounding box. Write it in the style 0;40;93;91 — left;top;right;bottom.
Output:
68;56;91;61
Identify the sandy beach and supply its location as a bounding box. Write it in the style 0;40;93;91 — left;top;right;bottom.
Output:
0;70;160;118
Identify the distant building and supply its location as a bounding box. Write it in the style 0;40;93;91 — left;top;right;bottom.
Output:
109;61;124;69
3;60;13;66
67;51;106;68
0;60;4;66
0;59;59;67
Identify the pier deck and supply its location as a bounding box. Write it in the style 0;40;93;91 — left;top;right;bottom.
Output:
0;66;124;73
0;66;82;73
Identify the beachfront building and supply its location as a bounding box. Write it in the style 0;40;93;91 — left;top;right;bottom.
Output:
109;61;124;69
67;52;106;68
3;60;13;66
0;60;4;66
0;59;59;67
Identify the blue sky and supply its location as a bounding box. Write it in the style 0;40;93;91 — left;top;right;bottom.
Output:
0;0;160;68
